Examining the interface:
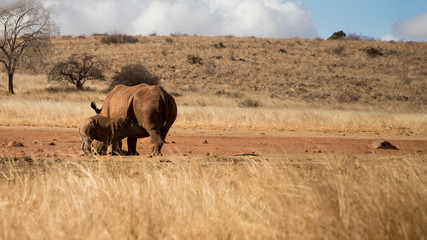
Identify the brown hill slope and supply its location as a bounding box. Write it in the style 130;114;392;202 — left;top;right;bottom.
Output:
45;36;426;112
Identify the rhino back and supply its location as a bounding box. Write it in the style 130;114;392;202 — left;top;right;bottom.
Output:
100;84;149;118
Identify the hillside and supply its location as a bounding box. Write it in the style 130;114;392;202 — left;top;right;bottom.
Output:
46;35;427;112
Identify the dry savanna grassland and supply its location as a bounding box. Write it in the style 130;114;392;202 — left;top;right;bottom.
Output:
0;35;426;239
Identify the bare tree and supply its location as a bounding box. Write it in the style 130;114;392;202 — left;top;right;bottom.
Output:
48;53;105;89
0;0;57;94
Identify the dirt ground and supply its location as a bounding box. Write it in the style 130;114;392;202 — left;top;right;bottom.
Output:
0;127;426;159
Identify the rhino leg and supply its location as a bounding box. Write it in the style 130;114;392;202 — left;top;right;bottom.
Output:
127;137;139;155
148;129;164;157
81;139;92;156
111;138;127;156
91;140;107;155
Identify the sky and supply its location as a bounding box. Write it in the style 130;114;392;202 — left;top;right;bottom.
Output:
1;0;427;41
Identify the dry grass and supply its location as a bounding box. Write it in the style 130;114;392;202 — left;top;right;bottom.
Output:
42;36;427;112
0;36;425;239
1;36;426;135
1;74;426;135
177;105;427;134
0;154;425;239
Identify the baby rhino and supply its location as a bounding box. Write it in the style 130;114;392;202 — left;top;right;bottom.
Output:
79;115;140;156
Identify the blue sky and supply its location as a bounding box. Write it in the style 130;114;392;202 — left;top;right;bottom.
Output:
303;0;427;40
1;0;427;41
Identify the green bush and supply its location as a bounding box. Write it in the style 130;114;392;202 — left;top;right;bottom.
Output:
328;31;346;40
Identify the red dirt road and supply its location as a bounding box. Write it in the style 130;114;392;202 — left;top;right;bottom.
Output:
0;127;426;159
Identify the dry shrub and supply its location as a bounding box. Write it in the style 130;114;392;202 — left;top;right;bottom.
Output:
336;92;361;103
187;54;203;64
212;42;226;49
347;33;375;41
215;90;244;99
239;98;261;108
100;33;139;44
109;63;159;90
165;37;174;44
364;47;384;57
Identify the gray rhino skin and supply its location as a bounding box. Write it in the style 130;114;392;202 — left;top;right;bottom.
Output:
91;83;177;156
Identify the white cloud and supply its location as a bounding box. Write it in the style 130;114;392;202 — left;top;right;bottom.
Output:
0;0;16;8
50;0;145;35
380;33;400;42
130;0;317;38
39;0;317;38
392;12;427;41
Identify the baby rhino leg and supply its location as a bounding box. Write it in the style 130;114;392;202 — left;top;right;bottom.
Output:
81;136;92;156
92;140;107;155
111;138;126;156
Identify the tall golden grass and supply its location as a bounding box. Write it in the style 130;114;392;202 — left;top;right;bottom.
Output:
1;74;426;135
0;154;425;239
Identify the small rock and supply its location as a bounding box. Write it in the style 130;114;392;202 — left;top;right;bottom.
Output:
202;140;208;144
6;141;25;147
48;142;56;146
370;140;398;150
23;156;33;162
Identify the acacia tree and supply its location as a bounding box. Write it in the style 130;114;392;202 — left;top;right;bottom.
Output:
48;53;105;89
0;0;56;94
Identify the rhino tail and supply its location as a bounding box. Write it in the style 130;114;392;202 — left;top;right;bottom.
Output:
90;101;102;114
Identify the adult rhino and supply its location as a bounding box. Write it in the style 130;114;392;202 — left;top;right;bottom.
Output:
91;83;177;156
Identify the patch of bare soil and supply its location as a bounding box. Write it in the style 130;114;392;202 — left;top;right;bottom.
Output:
0;127;426;159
